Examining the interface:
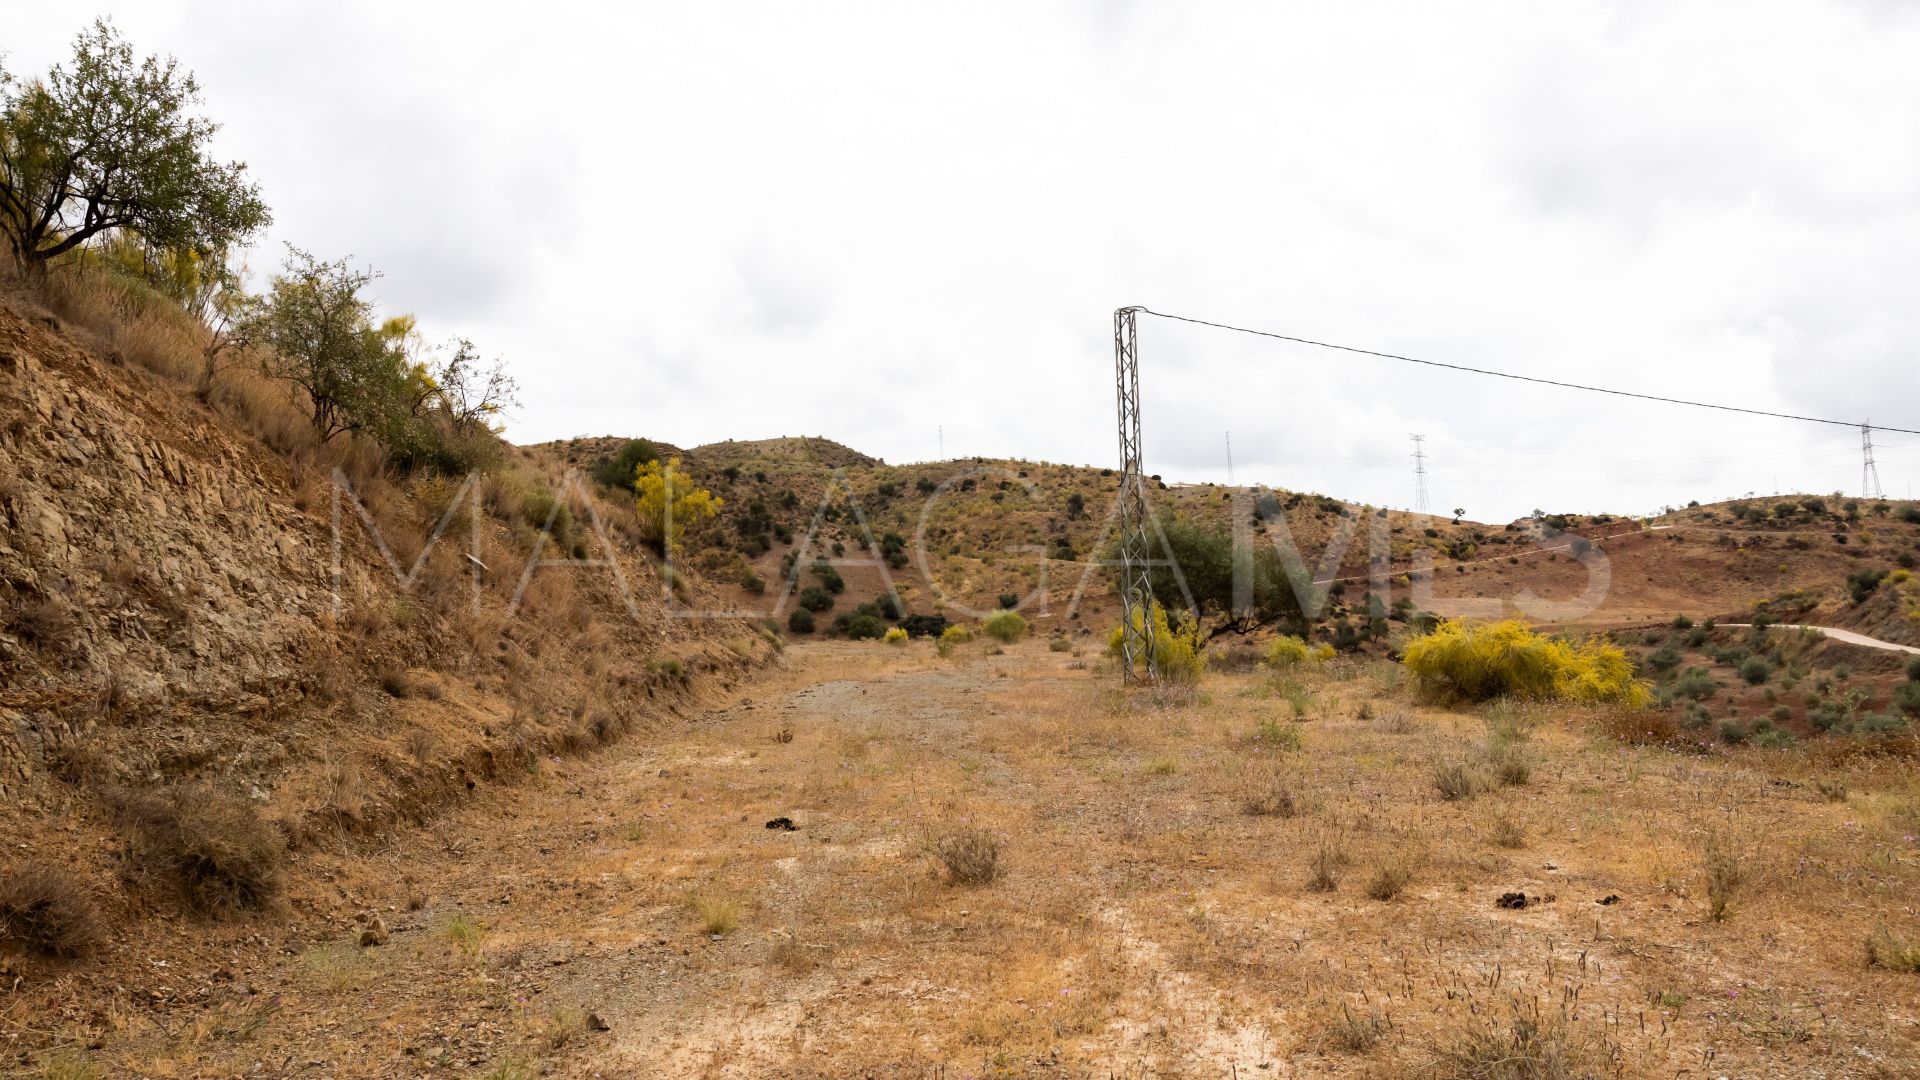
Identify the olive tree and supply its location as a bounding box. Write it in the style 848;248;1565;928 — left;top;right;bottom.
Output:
0;19;269;270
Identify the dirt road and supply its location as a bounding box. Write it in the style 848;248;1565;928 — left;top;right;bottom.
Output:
1720;623;1920;655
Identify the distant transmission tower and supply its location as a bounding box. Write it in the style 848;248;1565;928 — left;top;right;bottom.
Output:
1410;434;1431;515
1862;421;1884;499
1224;430;1233;485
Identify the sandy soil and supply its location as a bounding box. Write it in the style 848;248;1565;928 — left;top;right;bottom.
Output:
13;639;1920;1079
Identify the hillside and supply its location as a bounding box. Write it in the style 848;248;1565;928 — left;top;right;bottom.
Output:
0;282;770;1025
539;433;1920;635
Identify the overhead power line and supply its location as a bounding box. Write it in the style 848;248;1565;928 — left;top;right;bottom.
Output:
1135;308;1920;438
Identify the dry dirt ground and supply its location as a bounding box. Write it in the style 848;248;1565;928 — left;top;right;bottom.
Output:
14;639;1920;1079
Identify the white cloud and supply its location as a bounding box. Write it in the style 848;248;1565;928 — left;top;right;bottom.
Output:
12;0;1920;516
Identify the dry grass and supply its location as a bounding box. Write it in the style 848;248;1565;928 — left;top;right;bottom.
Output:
930;827;1001;886
1433;761;1485;801
1365;860;1413;901
1237;762;1298;817
1307;836;1346;892
1702;836;1746;922
1865;928;1920;973
1425;998;1620;1079
687;892;741;936
117;786;285;917
0;865;103;958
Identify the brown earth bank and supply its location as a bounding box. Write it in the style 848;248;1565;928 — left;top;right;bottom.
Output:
7;638;1918;1078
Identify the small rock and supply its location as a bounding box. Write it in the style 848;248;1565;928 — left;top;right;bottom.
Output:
764;817;798;831
586;1012;611;1032
1597;894;1622;905
1496;892;1530;910
358;917;390;948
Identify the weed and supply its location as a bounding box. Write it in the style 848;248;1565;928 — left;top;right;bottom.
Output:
1433;762;1485;801
0;865;103;957
537;1006;587;1049
1365;861;1412;901
1247;717;1301;750
1317;1003;1389;1053
1702;837;1746;922
1405;619;1648;705
1813;777;1849;803
1105;599;1206;682
22;1055;103;1080
931;827;1002;886
1491;813;1527;849
7;596;77;650
444;914;485;957
1265;635;1313;667
1238;764;1298;817
1141;755;1179;776
1489;748;1532;787
1307;838;1346;892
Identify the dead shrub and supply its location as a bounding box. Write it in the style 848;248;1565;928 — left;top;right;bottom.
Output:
118;787;285;917
931;828;1001;886
1597;707;1681;747
0;865;103;958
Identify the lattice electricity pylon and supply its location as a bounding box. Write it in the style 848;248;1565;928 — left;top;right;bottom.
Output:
1410;433;1430;515
1862;422;1884;500
1113;306;1158;683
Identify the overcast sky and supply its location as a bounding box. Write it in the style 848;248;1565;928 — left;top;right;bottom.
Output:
11;2;1920;520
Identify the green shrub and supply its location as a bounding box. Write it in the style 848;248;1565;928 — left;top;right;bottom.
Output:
884;627;909;646
1738;656;1772;685
1672;666;1716;700
786;609;815;634
982;610;1028;643
590;439;659;490
842;613;886;640
797;586;834;613
1402;619;1648;706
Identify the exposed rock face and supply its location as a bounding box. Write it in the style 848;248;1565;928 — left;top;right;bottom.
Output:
0;296;764;836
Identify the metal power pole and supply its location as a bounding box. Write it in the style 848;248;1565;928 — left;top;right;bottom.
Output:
1114;306;1157;683
1862;422;1884;499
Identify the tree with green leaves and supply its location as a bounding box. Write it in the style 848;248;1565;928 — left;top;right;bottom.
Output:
244;247;392;443
0;19;269;271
